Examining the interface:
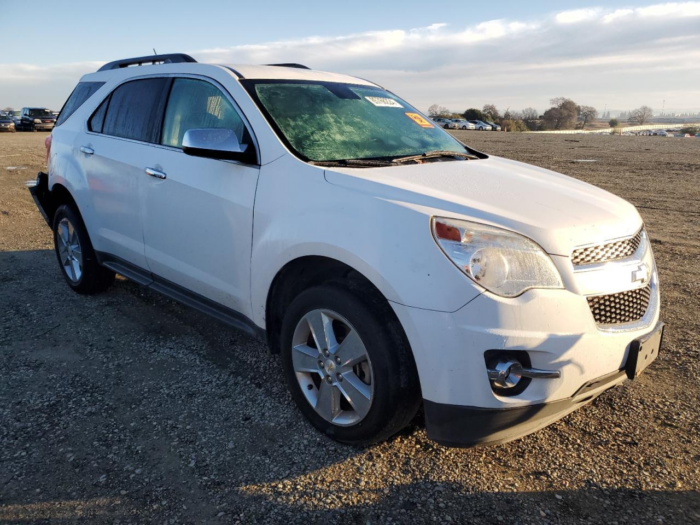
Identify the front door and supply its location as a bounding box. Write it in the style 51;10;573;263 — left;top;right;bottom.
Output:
141;77;260;317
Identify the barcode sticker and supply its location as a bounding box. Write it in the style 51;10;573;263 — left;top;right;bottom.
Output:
365;96;403;108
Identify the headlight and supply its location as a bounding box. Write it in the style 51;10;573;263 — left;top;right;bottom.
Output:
34;119;42;123
431;217;563;297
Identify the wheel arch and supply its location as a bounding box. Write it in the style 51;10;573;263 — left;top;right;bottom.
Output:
264;255;406;356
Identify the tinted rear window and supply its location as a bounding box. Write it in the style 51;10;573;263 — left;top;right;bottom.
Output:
89;96;109;133
101;78;169;143
55;82;105;127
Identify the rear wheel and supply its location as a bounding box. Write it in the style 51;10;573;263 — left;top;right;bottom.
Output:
53;205;115;294
280;283;421;445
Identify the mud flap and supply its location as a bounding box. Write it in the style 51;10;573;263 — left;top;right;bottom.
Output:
27;172;54;228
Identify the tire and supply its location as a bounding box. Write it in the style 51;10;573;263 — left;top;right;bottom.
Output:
280;283;421;446
53;204;115;294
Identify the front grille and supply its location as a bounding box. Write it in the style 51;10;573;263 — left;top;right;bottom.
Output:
587;285;651;325
572;229;643;266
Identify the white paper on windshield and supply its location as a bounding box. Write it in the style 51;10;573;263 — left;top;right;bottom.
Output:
365;96;403;108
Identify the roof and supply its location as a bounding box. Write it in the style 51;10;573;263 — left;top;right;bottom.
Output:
225;64;377;86
82;57;378;88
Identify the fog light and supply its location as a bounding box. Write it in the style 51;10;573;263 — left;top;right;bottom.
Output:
487;359;561;389
488;360;523;388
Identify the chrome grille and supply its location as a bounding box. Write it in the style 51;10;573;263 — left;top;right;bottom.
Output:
572;229;643;266
587;285;651;325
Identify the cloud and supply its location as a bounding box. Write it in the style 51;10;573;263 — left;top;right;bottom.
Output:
1;2;699;114
602;9;635;23
555;8;602;24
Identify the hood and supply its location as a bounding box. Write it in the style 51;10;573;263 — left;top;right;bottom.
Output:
324;156;641;256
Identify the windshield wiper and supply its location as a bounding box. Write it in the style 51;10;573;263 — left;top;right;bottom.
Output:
310;158;393;168
391;150;477;164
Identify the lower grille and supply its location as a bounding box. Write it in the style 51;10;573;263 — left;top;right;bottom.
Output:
587;285;651;325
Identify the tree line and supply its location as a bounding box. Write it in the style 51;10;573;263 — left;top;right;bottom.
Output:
427;100;655;131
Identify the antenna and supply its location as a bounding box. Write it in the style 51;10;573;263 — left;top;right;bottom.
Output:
153;48;158;55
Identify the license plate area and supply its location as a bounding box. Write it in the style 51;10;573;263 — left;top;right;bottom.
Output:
626;322;664;379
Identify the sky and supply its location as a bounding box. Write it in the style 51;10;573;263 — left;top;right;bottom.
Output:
1;0;699;115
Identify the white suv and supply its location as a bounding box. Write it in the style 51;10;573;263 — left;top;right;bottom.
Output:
30;54;663;447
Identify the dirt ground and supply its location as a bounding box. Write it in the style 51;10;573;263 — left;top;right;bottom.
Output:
1;131;698;524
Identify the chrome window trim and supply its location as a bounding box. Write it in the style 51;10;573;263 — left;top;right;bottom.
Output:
83;72;261;167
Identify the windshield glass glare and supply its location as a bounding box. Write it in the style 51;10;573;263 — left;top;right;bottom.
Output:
246;81;467;162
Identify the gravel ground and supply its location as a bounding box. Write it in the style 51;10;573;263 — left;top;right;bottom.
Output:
1;131;699;524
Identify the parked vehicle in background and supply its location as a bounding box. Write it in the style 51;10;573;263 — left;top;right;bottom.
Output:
16;107;56;131
29;53;663;448
468;120;492;131
452;119;475;130
0;112;16;132
433;117;458;129
485;121;502;131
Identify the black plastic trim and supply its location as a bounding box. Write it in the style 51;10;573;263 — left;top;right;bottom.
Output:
98;53;197;71
28;172;53;227
95;252;266;341
424;369;627;447
266;63;310;70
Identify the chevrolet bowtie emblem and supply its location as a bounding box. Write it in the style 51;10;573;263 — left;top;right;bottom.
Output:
631;263;649;284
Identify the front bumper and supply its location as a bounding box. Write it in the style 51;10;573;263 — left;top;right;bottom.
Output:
424;368;627;447
390;261;661;446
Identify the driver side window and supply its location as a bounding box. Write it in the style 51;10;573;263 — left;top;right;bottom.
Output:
161;78;246;149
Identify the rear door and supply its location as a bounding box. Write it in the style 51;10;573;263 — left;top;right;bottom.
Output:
82;77;170;270
141;77;260;316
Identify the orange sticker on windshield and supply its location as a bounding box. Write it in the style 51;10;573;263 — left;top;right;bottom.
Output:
405;113;434;128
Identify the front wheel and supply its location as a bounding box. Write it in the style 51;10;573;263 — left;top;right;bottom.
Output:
280;284;421;445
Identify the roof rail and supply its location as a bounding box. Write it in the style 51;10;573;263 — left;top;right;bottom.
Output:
98;53;197;72
266;63;310;70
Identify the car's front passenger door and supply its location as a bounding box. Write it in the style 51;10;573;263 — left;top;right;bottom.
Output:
141;77;260;319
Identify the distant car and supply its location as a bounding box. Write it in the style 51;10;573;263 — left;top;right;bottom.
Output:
656;131;668;137
0;112;16;132
433;118;458;129
485;121;502;131
451;119;476;130
468;120;493;131
16;107;56;132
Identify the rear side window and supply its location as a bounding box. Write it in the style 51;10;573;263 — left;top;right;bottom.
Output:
55;82;105;127
89;97;109;133
100;78;169;143
161;78;246;148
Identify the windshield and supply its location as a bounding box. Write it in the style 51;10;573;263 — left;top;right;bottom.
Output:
28;108;53;117
243;80;468;162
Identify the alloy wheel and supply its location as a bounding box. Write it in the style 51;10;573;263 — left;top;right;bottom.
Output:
291;309;374;426
57;218;83;282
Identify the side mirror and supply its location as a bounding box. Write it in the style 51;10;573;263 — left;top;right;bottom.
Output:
182;128;256;164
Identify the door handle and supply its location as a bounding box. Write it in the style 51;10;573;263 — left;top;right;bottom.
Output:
80;146;94;155
145;167;167;180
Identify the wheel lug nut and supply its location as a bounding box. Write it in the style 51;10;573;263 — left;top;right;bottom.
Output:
336;373;343;382
335;357;341;365
318;360;324;369
323;350;330;357
325;375;333;384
